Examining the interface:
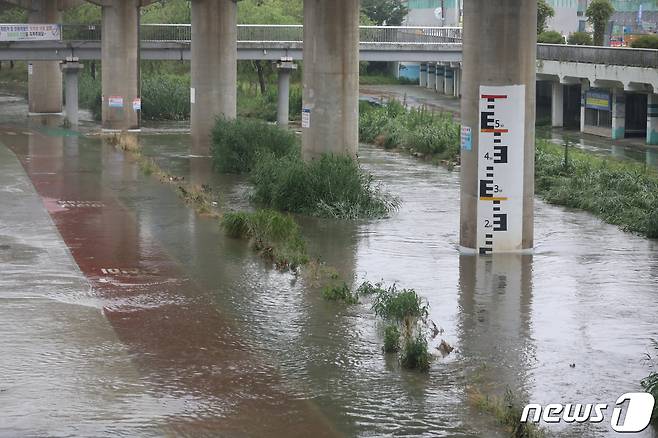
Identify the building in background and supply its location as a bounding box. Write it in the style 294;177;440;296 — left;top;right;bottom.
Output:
403;0;462;27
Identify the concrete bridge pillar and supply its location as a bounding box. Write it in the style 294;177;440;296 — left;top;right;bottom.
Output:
101;0;141;130
453;66;460;97
427;64;436;89
28;1;62;114
436;65;445;93
419;63;427;87
580;80;589;134
444;68;454;95
647;94;658;145
551;82;564;127
611;88;626;140
460;0;536;253
60;59;84;127
302;0;360;160
276;58;297;128
191;0;237;155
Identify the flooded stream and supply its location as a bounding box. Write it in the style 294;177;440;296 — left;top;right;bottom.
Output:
1;91;658;437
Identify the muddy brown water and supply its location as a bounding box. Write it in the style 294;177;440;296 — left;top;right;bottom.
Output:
1;94;657;436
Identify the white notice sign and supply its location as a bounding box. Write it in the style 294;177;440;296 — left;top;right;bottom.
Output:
302;108;311;128
476;85;525;254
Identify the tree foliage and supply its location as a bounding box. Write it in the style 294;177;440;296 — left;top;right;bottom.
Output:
586;0;614;46
538;30;565;44
537;0;555;34
361;0;408;26
568;31;593;45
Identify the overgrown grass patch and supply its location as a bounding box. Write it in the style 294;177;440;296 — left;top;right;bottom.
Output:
251;152;400;219
359;100;460;165
536;140;658;238
211;117;299;174
383;324;401;353
641;339;658;424
221;210;309;270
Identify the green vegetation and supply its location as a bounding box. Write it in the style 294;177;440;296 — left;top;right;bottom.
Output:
322;282;359;304
631;34;658;49
383;324;401;353
251;152;400;219
237;82;302;122
537;0;555;34
221;210;309;270
468;387;546;438
568;31;593;45
641;339;658;424
360;100;460;165
211;117;298;173
368;282;432;371
359;74;417;86
142;74;190;121
535;140;658;238
538;30;565;44
361;0;408;26
586;0;615;46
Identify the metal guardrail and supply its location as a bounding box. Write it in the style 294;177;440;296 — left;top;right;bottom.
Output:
60;24;463;45
537;43;658;68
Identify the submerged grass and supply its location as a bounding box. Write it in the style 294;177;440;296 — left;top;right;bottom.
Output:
251;152;400;219
359;100;460;166
468;387;546;438
221;210;309;270
322;282;359;304
536;140;658;238
641;339;658;424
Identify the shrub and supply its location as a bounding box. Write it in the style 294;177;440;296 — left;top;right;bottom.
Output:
78;73;101;120
383;324;401;353
251;153;400;219
322;282;359;304
400;334;431;371
372;285;429;325
641;371;658;424
631;34;658;49
221;209;309;270
538;30;565;44
567;31;593;45
211;118;299;174
141;74;190;121
359;101;460;163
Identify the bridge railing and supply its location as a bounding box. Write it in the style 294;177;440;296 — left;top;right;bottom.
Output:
537;43;658;68
60;24;462;45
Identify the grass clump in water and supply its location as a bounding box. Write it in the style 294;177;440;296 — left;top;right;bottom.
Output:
536;140;658;238
359;100;460;165
251;152;400;219
365;282;434;371
383;324;401;353
641;339;658;424
468;387;546;438
221;209;308;270
211;117;298;174
322;282;359;304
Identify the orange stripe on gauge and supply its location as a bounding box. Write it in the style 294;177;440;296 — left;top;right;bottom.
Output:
479;196;509;202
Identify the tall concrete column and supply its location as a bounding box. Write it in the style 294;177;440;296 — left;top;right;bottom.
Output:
419;63;428;87
453;66;460;97
647;93;658;145
611;88;626;140
437;65;445;93
28;1;62;114
302;0;360;160
444;68;454;95
580;80;589;133
191;0;238;154
101;0;141;130
276;59;297;128
551;81;564;127
60;59;84;127
427;64;436;89
460;0;537;253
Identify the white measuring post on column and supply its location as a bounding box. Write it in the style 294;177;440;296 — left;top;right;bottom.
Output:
476;85;525;254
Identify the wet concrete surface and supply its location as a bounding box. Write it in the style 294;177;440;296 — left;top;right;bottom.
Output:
1;92;658;437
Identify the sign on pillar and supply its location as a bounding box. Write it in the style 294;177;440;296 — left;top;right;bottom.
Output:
476;85;525;254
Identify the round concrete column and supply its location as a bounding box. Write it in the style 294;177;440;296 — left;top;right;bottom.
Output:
460;0;536;253
191;0;238;155
276;59;297;128
61;60;84;127
28;1;62;114
101;0;141;130
302;0;360;160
